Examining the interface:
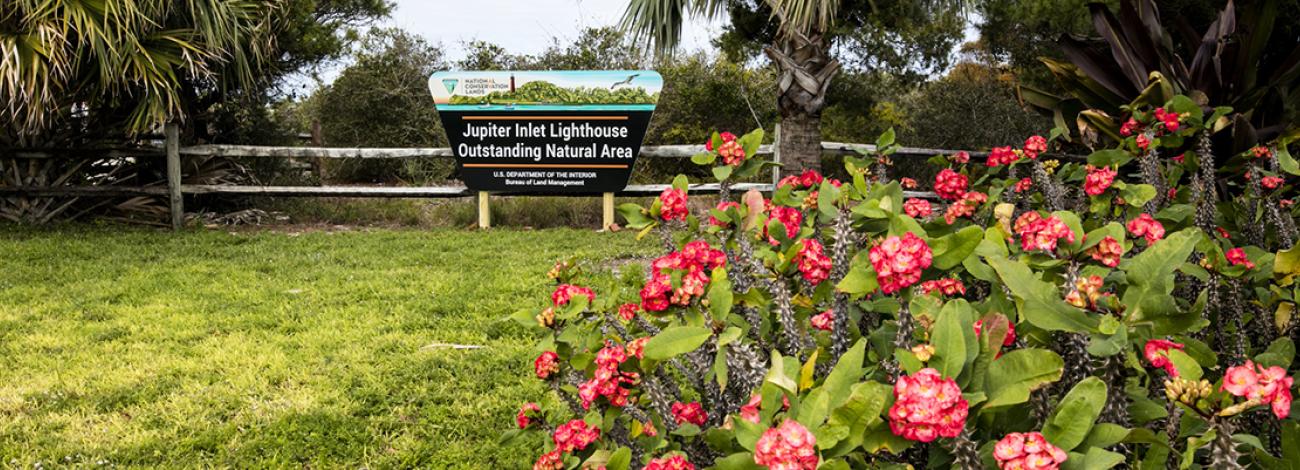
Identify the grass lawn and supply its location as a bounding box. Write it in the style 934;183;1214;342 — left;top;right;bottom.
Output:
0;226;655;467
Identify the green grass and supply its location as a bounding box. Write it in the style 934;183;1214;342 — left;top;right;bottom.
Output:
0;226;655;467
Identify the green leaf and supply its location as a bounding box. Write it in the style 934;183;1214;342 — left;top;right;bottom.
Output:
1255;338;1296;369
837;252;879;297
709;267;734;321
1121;229;1200;330
605;447;632;470
876;127;896;149
1166;349;1202;381
1043;377;1107;451
823;382;891;458
1088;149;1134;167
823;340;867;409
982;348;1065;409
691;152;717;165
988;256;1099;333
1119;184;1157;208
671;174;689;191
930;226;984;270
931;300;971;379
713;452;763;470
1279;142;1300;176
765;350;797;394
1062;447;1126;470
644;326;711;361
713;165;734;181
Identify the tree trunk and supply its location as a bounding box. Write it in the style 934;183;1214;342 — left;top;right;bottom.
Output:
765;31;838;177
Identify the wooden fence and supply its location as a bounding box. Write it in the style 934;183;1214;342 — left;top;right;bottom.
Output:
2;123;982;230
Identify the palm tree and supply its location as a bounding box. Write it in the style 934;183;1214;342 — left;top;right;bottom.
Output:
622;0;965;176
0;0;279;143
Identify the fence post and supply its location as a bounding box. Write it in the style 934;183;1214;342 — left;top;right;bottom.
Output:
772;122;781;187
165;121;183;230
478;191;491;229
310;120;326;183
602;192;615;231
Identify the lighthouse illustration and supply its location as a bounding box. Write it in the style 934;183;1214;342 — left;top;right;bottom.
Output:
510;74;515;93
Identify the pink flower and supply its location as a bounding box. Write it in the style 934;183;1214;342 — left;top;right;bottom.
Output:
1223;362;1261;396
578;341;638;409
553;419;600;453
1120;118;1142;137
618;303;639;321
764;203;803;245
1127;214;1165;244
1143;339;1184;377
640;241;727;312
1153;107;1180;133
1016;212;1075;252
988;146;1019;167
1014;177;1033;193
1253;146;1274;160
659;188;688;222
1023;135;1048;159
1222;361;1294;419
1089;236;1124;267
535;351;560;379
920;278;966;297
754;420;819;470
627;337;648;360
705;131;737;152
708;201;742;227
645;455;695;470
517;402;541;429
934;168;969;201
811;310;834;331
944;191;988;224
1136;134;1151;151
869;233;933;294
974;318;1016;347
1226;247;1255;269
1262;176;1284;190
740;394;763;423
671;401;707;427
994;432;1068;470
794;239;832;285
552;284;595;306
951;151;971;164
904;198;932;218
533;451;564;470
901;177;918;189
719;139;747;166
888;368;968;442
1173;153;1187;164
1084;165;1117;196
779;170;827;190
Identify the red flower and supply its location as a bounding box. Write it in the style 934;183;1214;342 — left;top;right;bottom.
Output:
1153;107;1180;133
1023;135;1048;159
1015;213;1075;252
901;177;918;189
951;151;971;164
578;341;639;409
1226;247;1255;269
1014;177;1033;193
754;420;819;470
641;241;727;312
1120;118;1142;137
764;203;804;245
618;303;639;321
1065;275;1107;310
553;419;600;453
535;351;560;379
987;146;1019;166
1262;176;1284;189
533;451;564;470
943;191;988;224
719;139;746;166
708;201;741;227
659;188;688;221
1284;199;1295;208
517;402;541;429
1127;214;1165;244
1089;236;1124;267
794;239;832;285
1173;153;1187;164
904;198;932;218
934;168;969;201
671;401;707;427
974;319;1016;347
706;131;737;151
811;310;834;331
552;284;595;306
1216;227;1231;239
645;454;695;470
1136;134;1151;151
627;337;648;360
994;432;1068;470
869;233;933;294
1143;339;1184;377
739;394;763;423
1252;146;1274;160
888;368;969;442
920;278;965;297
1222;360;1294;419
1084;165;1117;196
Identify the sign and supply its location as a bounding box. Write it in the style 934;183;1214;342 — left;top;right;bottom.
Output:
429;70;661;193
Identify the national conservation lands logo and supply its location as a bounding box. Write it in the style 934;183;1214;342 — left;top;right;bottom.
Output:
428;70;662;193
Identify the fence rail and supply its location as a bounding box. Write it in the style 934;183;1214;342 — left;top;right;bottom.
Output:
3;124;980;229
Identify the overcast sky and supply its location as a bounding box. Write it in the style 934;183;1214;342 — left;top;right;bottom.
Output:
387;0;723;60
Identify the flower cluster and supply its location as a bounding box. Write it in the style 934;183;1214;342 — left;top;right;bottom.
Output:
904;198;932;218
713;133;746;166
778;170;831;190
765;203;804;245
578;341;639;409
810;310;834;331
1023;135;1047;159
1262;175;1284;190
993;432;1068;470
1065;275;1107;310
533;451;563;470
1084;165;1117;196
705;131;736;152
933;169;968;201
517;402;541;429
645;455;695;470
617;303;639;322
1226;247;1255;269
888;368;969;442
551;284;595;306
640;241;727;312
535;351;560;379
900;177;918;189
987;146;1021;166
708;201;742;227
671;401;707;427
794;239;832;285
553;419;600;453
1153;107;1181;133
659;188;688;222
1015;212;1076;253
951;151;971;164
920;278;965;297
1223;361;1294;419
739;394;763;424
1252;145;1274;160
869;233;933;294
1014;177;1033;193
1143;339;1184;377
753;420;819;470
1089;236;1124;267
944;191;988;224
1127;214;1165;244
1120;117;1142;137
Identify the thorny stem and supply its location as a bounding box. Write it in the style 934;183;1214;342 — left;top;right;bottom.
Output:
884;303;914;380
828;206;856;364
944;428;985;470
1138;138;1168;214
1032;159;1066;212
1210;419;1245;470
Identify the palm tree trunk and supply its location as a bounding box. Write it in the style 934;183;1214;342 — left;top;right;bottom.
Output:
765;31;838;177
